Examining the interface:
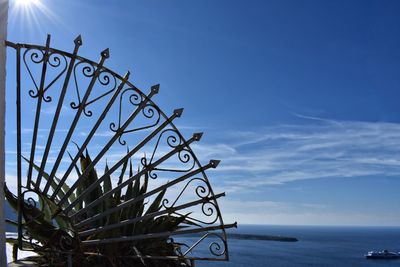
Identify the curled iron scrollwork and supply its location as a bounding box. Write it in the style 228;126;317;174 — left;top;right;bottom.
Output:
208;234;226;257
110;94;161;145
71;60;95;113
173;201;219;226
84;70;117;106
23;48;44;96
19;188;79;252
71;61;117;117
161;177;220;225
199;201;219;225
148;129;182;162
162;177;211;209
25;197;37;209
183;232;226;257
59;229;79;252
142;129;196;179
19;189;44;251
47;51;63;68
42;51;68;102
21;188;39;212
109;87;143;134
23;48;67;102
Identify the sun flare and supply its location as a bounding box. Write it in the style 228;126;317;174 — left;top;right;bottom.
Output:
15;0;41;7
10;0;56;34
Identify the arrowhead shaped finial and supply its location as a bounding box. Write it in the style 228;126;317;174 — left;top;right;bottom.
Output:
174;108;184;117
74;35;83;46
101;48;110;58
151;84;160;94
210;160;220;168
210;159;221;168
193;132;203;141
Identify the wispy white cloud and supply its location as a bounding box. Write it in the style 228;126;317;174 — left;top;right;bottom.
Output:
40;104;74;116
190;118;400;192
6;117;400;226
219;199;400;226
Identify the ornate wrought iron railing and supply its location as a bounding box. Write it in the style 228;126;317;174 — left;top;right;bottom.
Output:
5;34;236;266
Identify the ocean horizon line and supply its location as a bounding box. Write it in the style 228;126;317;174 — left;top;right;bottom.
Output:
232;223;400;228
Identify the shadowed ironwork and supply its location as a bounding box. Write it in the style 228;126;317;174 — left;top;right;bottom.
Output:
4;34;236;266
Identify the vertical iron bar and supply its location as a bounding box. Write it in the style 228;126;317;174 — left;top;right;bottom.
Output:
49;71;131;199
62;108;183;214
37;36;82;192
28;34;50;190
46;48;110;193
15;46;22;249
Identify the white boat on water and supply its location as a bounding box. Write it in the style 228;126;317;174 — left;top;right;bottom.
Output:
365;250;400;259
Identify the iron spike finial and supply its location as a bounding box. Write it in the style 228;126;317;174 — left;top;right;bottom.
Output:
193;132;203;141
74;35;83;46
101;48;110;58
151;84;160;94
45;34;51;47
174;108;184;117
210;160;221;168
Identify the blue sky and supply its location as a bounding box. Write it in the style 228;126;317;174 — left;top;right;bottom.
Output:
5;0;400;226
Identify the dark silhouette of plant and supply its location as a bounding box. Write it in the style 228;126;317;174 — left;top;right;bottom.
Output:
5;149;191;267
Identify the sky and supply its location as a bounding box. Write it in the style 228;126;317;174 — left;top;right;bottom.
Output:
4;0;400;226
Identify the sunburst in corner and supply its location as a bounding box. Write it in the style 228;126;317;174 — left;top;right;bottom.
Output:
10;0;56;33
14;0;41;7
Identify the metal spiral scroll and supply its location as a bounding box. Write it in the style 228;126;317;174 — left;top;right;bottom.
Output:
161;177;220;225
143;129;196;179
19;189;47;251
110;88;161;145
58;229;79;252
183;232;227;257
71;61;95;111
23;48;67;102
85;70;117;105
19;188;79;252
5;35;236;265
71;60;117;117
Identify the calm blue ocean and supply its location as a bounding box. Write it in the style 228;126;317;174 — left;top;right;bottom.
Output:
6;223;400;266
189;225;400;267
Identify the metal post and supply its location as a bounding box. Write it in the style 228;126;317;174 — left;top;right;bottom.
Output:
0;0;8;265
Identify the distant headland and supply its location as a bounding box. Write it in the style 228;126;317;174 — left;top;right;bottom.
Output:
228;233;298;242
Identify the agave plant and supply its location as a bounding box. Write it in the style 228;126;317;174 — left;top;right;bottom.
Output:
5;149;192;267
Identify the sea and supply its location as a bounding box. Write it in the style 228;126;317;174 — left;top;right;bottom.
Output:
190;225;400;267
6;225;400;266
